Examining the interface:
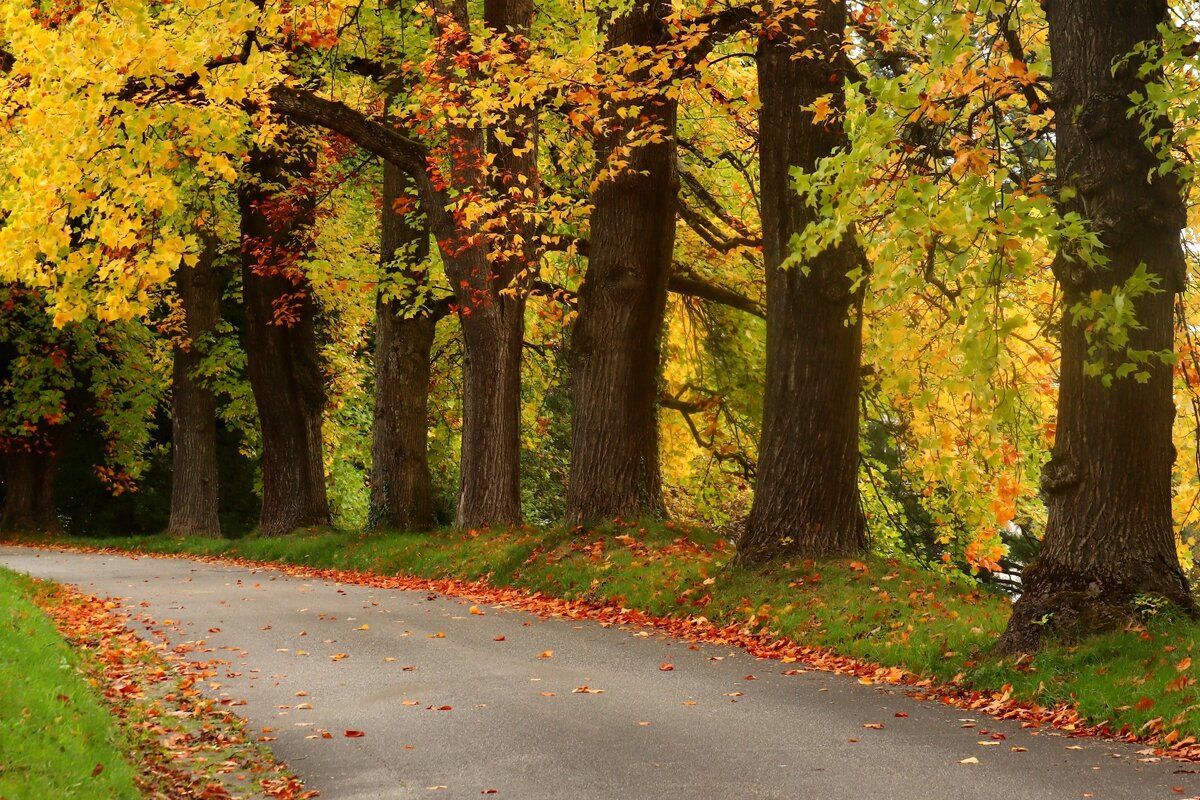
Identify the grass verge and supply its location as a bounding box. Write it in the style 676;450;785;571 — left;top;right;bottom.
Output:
0;567;142;799
12;521;1200;752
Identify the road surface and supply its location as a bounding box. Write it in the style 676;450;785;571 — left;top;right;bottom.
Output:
1;545;1195;800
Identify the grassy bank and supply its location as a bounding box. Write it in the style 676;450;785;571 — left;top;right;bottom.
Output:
13;522;1200;749
0;567;142;799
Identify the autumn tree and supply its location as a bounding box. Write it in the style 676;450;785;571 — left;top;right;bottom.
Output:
999;0;1195;651
735;0;867;563
168;235;224;538
239;133;331;536
369;162;438;530
565;0;678;523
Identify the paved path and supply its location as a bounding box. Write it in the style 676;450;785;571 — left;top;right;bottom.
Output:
2;546;1197;800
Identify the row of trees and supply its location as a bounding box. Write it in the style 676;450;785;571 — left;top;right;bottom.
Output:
2;0;1199;651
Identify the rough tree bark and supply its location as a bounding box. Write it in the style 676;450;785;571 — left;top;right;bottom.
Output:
168;237;223;538
566;0;677;523
736;0;867;564
239;137;331;537
999;0;1194;653
368;161;437;531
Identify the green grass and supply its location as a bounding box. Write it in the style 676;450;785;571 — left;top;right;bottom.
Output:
0;568;142;800
17;522;1200;744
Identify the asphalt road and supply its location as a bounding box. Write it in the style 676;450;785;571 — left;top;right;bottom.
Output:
2;545;1196;800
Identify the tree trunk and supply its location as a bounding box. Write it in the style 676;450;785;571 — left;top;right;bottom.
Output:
239;141;331;537
369;161;437;531
0;445;62;534
566;0;677;523
168;237;223;538
736;0;866;564
446;0;538;530
999;0;1193;652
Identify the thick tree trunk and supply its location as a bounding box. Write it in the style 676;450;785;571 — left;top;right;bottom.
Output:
0;445;62;534
445;0;537;530
168;238;223;538
455;300;524;529
566;0;677;523
999;0;1193;652
239;141;331;537
369;161;437;531
736;0;866;564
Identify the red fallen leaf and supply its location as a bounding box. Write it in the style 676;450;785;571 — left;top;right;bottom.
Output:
320;731;333;739
1178;657;1193;672
659;663;674;671
1172;788;1185;794
330;653;349;661
208;627;221;633
91;763;104;777
782;669;804;676
344;730;366;738
435;705;453;711
894;712;909;718
482;790;498;795
849;561;869;573
493;635;506;641
991;732;1007;740
743;675;757;681
1134;696;1156;712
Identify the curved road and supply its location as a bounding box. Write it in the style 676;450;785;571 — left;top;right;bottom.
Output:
1;546;1196;800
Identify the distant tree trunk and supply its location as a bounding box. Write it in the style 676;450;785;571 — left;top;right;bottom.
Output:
168;237;223;538
999;1;1193;652
369;161;437;531
447;0;538;530
736;0;866;564
239;138;331;537
566;0;676;524
0;444;62;534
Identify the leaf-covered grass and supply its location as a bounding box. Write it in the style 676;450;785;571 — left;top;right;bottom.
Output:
0;567;142;800
16;522;1200;744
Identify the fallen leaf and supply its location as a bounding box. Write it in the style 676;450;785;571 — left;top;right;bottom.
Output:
538;650;554;659
540;692;556;697
493;635;506;641
344;730;366;738
659;663;674;671
1179;657;1193;672
402;700;420;706
863;723;884;730
356;624;370;631
959;757;979;765
572;686;604;694
470;606;485;615
330;653;348;662
894;712;909;718
429;632;446;639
